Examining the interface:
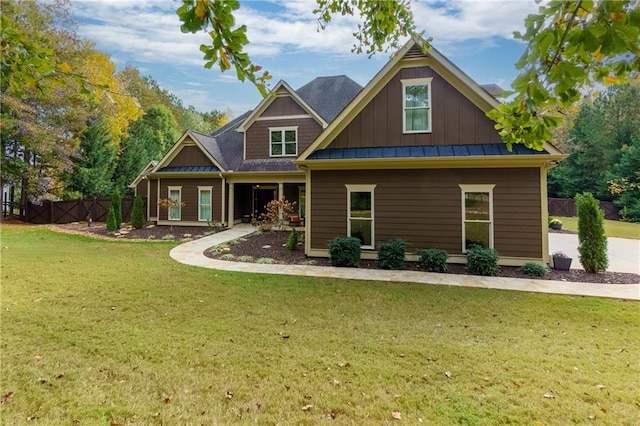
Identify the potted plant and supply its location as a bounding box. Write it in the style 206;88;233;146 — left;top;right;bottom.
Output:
552;251;572;270
549;217;563;230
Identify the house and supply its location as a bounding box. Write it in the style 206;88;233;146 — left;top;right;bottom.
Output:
131;38;565;266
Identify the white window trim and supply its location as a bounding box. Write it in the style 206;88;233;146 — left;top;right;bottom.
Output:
345;184;376;250
459;184;495;252
198;186;213;222
269;126;298;157
401;77;432;134
167;186;182;221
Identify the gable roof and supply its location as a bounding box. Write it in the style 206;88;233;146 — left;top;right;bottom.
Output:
297;37;562;162
150;130;226;174
296;75;362;123
191;110;252;171
129;160;158;188
236;80;328;132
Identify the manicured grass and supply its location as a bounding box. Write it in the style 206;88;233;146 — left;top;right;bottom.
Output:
556;216;640;239
1;224;639;424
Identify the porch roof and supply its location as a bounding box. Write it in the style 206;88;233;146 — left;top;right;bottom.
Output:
306;143;548;160
156;165;220;173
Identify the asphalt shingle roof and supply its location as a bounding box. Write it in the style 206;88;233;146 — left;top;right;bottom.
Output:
296;75;362;123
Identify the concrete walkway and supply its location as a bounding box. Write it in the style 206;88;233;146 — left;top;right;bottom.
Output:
549;233;640;274
170;225;640;301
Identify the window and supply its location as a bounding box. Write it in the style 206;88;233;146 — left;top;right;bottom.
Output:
459;184;495;251
346;184;376;249
198;186;212;222
168;186;182;221
270;127;297;157
298;186;306;218
402;77;432;133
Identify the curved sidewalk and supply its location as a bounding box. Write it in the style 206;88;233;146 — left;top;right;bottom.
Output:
170;226;640;301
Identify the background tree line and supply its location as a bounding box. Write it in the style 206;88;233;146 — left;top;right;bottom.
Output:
548;82;640;222
1;0;227;208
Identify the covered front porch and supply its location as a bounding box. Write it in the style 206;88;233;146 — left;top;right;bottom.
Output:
225;175;306;228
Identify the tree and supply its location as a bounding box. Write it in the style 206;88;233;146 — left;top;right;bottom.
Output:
576;192;608;273
177;0;639;150
113;105;179;195
176;0;421;97
106;205;118;233
62;121;116;199
488;1;640;149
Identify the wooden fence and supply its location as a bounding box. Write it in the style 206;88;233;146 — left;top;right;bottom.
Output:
548;197;620;220
23;197;144;224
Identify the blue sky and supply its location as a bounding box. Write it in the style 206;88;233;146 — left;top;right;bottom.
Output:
70;0;539;119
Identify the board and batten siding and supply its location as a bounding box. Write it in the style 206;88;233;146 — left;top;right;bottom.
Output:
329;66;503;149
158;178;222;223
245;118;322;160
310;168;541;258
261;96;307;117
168;145;214;167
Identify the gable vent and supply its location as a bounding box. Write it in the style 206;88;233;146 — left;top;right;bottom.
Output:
403;44;428;60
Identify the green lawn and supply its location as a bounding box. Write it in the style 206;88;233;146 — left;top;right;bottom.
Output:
1;225;639;425
555;216;640;239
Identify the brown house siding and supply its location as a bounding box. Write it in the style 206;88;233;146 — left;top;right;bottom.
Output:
310;168;541;258
168;145;214;167
245;118;322;159
136;180;148;198
158;178;222;223
261;96;307;117
149;179;158;219
329;66;503;149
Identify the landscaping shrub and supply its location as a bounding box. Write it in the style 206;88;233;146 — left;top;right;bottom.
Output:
466;245;499;276
106;206;118;233
111;188;122;228
521;262;548;277
416;248;448;272
328;236;361;267
376;239;406;270
286;227;298;250
131;196;145;229
576;192;608;273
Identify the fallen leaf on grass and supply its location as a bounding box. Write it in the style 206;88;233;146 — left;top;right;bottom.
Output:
587;414;596;420
543;393;555;399
225;391;234;399
327;411;336;419
33;354;42;361
164;397;172;404
253;402;261;411
392;410;401;420
1;391;14;404
301;404;314;411
445;371;452;378
56;373;65;379
596;384;606;389
337;362;351;368
600;407;607;414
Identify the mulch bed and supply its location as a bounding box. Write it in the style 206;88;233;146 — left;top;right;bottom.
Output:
204;230;640;285
20;220;637;284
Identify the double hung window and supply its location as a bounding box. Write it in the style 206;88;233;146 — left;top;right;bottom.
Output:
198;186;212;222
168;186;182;221
402;78;432;133
346;184;376;249
459;184;495;251
270;127;297;157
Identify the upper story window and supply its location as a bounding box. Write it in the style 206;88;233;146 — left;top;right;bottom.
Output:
402;77;432;133
270;127;297;157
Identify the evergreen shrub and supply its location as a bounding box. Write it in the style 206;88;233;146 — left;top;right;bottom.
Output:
466;245;499;276
131;196;145;229
328;236;361;267
376;239;406;270
286;227;298;250
416;248;449;272
111;188;122;227
521;262;548;277
576;192;608;273
106;206;118;233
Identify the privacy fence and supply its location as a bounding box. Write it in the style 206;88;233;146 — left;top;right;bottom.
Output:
4;197;145;224
548;197;620;220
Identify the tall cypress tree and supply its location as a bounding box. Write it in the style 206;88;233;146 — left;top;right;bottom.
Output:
576;192;608;273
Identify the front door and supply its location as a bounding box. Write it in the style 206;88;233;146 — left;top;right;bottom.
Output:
253;187;277;219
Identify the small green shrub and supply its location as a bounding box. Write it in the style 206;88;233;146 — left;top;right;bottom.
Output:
376;239;406;270
328;236;361;267
220;254;236;261
286;228;298;250
257;257;276;264
466;245;499;276
131;196;145;229
238;255;254;262
576;192;608;273
111;188;122;228
106;206;118;233
521;262;548;277
161;234;175;241
416;248;449;272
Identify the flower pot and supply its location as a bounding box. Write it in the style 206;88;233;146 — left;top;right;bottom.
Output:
550;224;562;230
553;257;572;271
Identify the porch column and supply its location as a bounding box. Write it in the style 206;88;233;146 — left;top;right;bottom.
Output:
220;176;226;225
227;182;235;228
278;182;284;222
